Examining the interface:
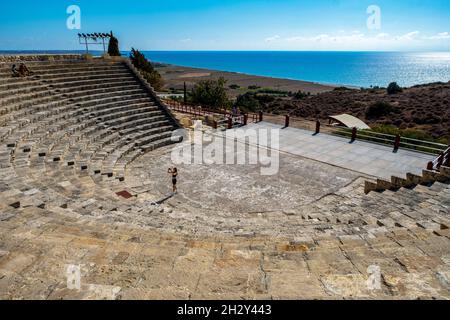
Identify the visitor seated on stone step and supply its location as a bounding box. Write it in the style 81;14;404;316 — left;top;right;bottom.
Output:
11;64;20;77
18;63;33;77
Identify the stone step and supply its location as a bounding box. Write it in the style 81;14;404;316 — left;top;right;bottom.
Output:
0;66;129;88
40;113;170;161
140;135;182;152
0;60;119;72
71;126;173;165
0;63;125;77
439;165;450;178
0;71;133;98
2;90;151;121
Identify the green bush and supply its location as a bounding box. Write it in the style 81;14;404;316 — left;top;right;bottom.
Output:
255;94;275;104
235;93;260;112
229;84;240;89
293;90;308;100
107;32;121;56
189;77;231;109
168;96;183;102
129;48;164;91
387;82;402;94
366;101;399;119
141;70;164;91
256;88;290;95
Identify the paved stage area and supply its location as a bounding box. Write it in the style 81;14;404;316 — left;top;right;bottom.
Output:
126;144;363;215
243;122;434;179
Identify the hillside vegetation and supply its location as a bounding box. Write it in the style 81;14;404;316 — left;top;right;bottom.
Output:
261;82;450;142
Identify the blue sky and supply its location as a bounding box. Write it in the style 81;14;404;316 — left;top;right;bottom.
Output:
1;0;449;51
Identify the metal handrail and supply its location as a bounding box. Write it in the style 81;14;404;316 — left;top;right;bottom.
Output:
332;127;446;147
428;146;450;171
163;99;262;125
320;123;446;154
162;99;230;115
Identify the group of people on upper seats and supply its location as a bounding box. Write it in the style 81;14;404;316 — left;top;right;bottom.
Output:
11;63;33;77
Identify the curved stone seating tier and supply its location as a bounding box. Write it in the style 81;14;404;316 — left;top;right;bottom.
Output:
15;114;169;175
0;61;125;78
0;63;126;76
0;66;128;91
0;71;134;101
0;74;137;101
0;81;143;122
1;90;157;142
0;57;180;213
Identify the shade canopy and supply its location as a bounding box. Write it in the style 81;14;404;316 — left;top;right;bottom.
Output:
329;114;371;130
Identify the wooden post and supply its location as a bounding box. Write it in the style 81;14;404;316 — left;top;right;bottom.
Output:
427;161;434;171
259;111;263;122
243;114;248;126
394;134;401;151
213;120;218;130
228;117;233;130
285;115;290;128
315;120;320;134
351;127;357;142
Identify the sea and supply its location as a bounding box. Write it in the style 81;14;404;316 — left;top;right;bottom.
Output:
142;51;450;88
2;50;449;88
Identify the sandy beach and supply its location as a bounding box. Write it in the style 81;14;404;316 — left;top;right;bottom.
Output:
155;63;336;96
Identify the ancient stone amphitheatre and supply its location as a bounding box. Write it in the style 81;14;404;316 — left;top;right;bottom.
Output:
0;55;449;300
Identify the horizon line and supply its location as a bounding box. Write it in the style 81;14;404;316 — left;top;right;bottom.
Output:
1;49;450;53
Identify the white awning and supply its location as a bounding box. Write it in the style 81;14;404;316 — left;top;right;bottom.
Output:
329;114;371;130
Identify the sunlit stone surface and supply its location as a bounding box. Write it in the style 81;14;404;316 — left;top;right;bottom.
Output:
0;56;449;300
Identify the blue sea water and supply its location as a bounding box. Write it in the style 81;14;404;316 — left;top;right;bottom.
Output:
141;51;450;88
1;50;449;88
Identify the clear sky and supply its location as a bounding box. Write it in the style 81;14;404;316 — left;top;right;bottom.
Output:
1;0;449;51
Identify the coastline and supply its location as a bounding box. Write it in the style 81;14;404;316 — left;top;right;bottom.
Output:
155;63;339;96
